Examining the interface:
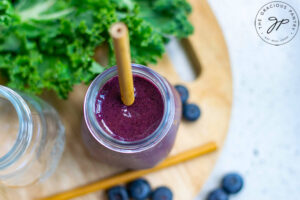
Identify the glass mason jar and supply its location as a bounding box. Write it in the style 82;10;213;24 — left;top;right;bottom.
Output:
82;64;181;169
0;86;65;187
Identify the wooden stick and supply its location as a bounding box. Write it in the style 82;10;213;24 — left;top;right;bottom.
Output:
110;22;135;106
39;142;218;200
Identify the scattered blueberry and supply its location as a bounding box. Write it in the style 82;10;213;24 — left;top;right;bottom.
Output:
107;186;129;200
183;103;201;121
151;186;173;200
175;85;189;104
222;173;244;194
207;188;228;200
127;178;151;200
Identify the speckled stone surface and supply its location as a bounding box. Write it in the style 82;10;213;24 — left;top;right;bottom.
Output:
168;0;300;199
196;0;300;199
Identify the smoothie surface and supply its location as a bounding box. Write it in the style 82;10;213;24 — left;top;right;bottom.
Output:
95;75;164;141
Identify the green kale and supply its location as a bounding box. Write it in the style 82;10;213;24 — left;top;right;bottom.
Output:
0;0;193;98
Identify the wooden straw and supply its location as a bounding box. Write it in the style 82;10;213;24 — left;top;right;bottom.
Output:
39;142;217;200
110;22;135;106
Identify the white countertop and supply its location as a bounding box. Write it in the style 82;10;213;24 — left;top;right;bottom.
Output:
167;0;300;199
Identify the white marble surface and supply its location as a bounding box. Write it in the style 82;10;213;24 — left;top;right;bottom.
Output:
168;0;300;199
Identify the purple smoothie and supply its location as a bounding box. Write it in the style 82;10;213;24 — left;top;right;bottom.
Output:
82;64;181;169
95;75;164;141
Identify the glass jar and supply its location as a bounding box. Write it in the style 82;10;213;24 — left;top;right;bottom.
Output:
82;64;181;169
0;86;65;187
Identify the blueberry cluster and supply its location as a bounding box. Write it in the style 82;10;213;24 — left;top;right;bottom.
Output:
175;85;201;121
107;178;173;200
207;173;244;200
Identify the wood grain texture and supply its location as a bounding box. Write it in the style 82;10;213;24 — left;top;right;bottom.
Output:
0;0;232;199
40;142;217;200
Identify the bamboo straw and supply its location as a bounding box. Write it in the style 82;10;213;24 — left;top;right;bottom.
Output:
110;22;135;106
39;142;218;200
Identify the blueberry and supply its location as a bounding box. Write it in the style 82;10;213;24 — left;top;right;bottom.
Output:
151;186;173;200
222;173;244;194
175;85;189;103
183;103;201;121
107;186;129;200
127;178;151;200
207;189;228;200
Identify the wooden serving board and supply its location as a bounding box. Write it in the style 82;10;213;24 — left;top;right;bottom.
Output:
0;0;232;199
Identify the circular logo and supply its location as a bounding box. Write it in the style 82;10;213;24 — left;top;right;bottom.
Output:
255;1;299;46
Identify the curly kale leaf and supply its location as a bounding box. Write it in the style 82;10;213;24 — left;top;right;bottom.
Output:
135;0;194;39
0;0;193;98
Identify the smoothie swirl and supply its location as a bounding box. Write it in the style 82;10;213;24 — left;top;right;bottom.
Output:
95;75;164;141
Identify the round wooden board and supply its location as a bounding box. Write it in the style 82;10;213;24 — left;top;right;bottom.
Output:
0;0;232;199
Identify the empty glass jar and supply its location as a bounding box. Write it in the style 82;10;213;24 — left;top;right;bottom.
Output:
0;86;65;187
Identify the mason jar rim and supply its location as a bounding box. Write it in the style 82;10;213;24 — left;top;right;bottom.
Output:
0;86;32;170
83;64;175;153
